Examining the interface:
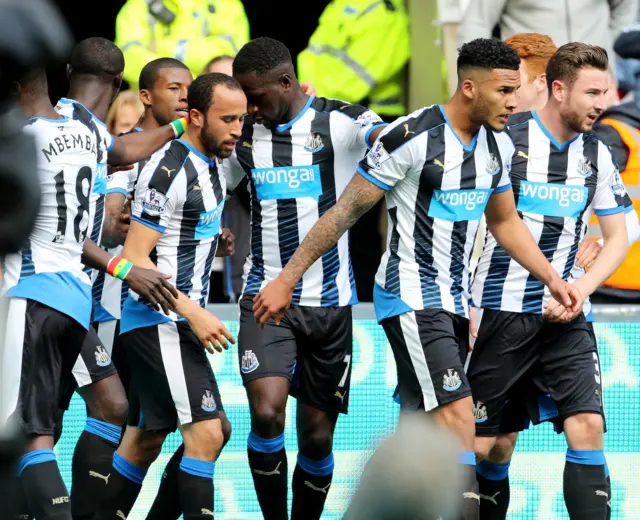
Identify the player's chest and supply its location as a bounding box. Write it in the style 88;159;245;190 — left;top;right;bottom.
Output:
238;129;334;201
180;168;225;240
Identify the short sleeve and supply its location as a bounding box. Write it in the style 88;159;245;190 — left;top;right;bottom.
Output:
334;104;387;149
106;169;131;196
593;143;627;216
356;121;416;191
131;151;185;233
221;151;247;194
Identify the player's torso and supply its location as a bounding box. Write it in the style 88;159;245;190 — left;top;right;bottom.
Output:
473;114;600;313
377;106;513;317
1;117;99;327
235;101;366;306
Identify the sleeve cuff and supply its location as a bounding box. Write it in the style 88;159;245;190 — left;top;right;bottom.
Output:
107;134;115;151
625;205;635;214
365;123;388;148
594;205;626;216
131;215;166;233
492;183;512;194
357;165;391;191
106;188;128;196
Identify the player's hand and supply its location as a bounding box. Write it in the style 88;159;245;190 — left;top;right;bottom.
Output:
301;82;317;96
253;277;294;327
189;307;235;353
126;266;179;315
547;279;583;320
469;306;478;351
575;238;602;269
216;228;235;257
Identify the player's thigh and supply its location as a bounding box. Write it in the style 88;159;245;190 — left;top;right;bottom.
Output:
466;308;541;437
535;318;605;433
2;299;86;435
125;321;224;433
290;305;353;415
381;309;471;413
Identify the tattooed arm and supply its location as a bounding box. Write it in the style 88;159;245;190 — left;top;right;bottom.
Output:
252;174;386;325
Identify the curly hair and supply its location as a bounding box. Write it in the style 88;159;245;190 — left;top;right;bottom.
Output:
233;37;292;77
188;72;243;115
457;38;520;74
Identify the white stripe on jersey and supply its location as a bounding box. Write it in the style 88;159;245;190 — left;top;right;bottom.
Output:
359;105;514;321
224;97;384;307
1;117;98;329
121;139;226;333
472;112;626;314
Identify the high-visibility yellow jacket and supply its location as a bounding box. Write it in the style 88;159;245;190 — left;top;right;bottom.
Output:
297;0;410;118
115;0;249;89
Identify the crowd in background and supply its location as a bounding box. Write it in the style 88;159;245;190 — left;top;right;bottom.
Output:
106;0;640;305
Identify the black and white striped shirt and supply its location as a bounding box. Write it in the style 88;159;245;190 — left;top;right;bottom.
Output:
223;96;385;307
121;139;226;333
358;105;514;321
473;111;627;314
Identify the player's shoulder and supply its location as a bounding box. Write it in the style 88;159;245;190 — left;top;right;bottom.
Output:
140;140;190;193
378;105;444;154
311;96;380;122
506;111;534;128
55;97;108;132
583;131;619;170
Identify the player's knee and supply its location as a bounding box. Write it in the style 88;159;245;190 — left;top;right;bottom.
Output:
101;394;129;426
298;426;334;460
435;398;476;449
252;401;286;437
565;413;604;449
489;433;517;463
183;420;225;462
474;435;497;461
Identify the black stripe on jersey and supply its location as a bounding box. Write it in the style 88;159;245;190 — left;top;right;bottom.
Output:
72;104;104;163
141;141;190;226
448;148;477;314
53;171;67;242
176;158;204;297
272;127;303;301
384;206;401;292
521;139;569;313
19;240;34;280
92;268;106;307
237;124;265;295
83;194;105;275
480;121;530;308
310;109;341;306
381;105;446;155
209;162;224;205
415;123;447;308
310;97;370;119
199;242;218;307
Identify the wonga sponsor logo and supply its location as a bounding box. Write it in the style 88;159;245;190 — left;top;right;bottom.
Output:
94;162;107;195
517;181;588;218
195;203;224;240
252;165;322;200
428;188;492;221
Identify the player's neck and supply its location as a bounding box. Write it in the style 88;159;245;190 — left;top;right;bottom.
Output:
21;96;61;120
442;95;481;146
281;88;309;127
537;102;578;144
138;109;161;131
66;82;113;122
182;127;214;161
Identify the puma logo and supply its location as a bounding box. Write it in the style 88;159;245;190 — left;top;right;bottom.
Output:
192;185;201;191
517;150;529;159
305;481;331;494
161;165;176;177
596;490;609;498
334;390;346;403
89;470;110;484
116;511;126;520
480;491;500;505
433;158;445;169
201;509;214;516
242;141;253;149
253;461;282;476
463;492;481;502
403;124;415;138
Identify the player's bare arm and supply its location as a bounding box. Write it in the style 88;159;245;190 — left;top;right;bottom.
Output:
107;119;185;166
253;174;385;325
215;228;235;257
484;188;583;319
123;220;235;353
82;237;178;315
101;191;129;248
546;211;628;321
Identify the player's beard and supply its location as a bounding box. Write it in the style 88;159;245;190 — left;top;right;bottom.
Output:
200;124;223;158
562;106;589;133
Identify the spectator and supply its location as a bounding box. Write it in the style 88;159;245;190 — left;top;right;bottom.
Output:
115;0;249;89
105;90;144;135
457;0;638;78
202;54;234;76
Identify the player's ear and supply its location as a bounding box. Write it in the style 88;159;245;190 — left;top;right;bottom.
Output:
139;89;152;107
279;73;292;92
551;79;565;102
189;108;204;128
535;73;547;95
460;78;476;100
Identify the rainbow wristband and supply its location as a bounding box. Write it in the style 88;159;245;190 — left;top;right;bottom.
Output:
170;117;189;138
107;255;134;280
